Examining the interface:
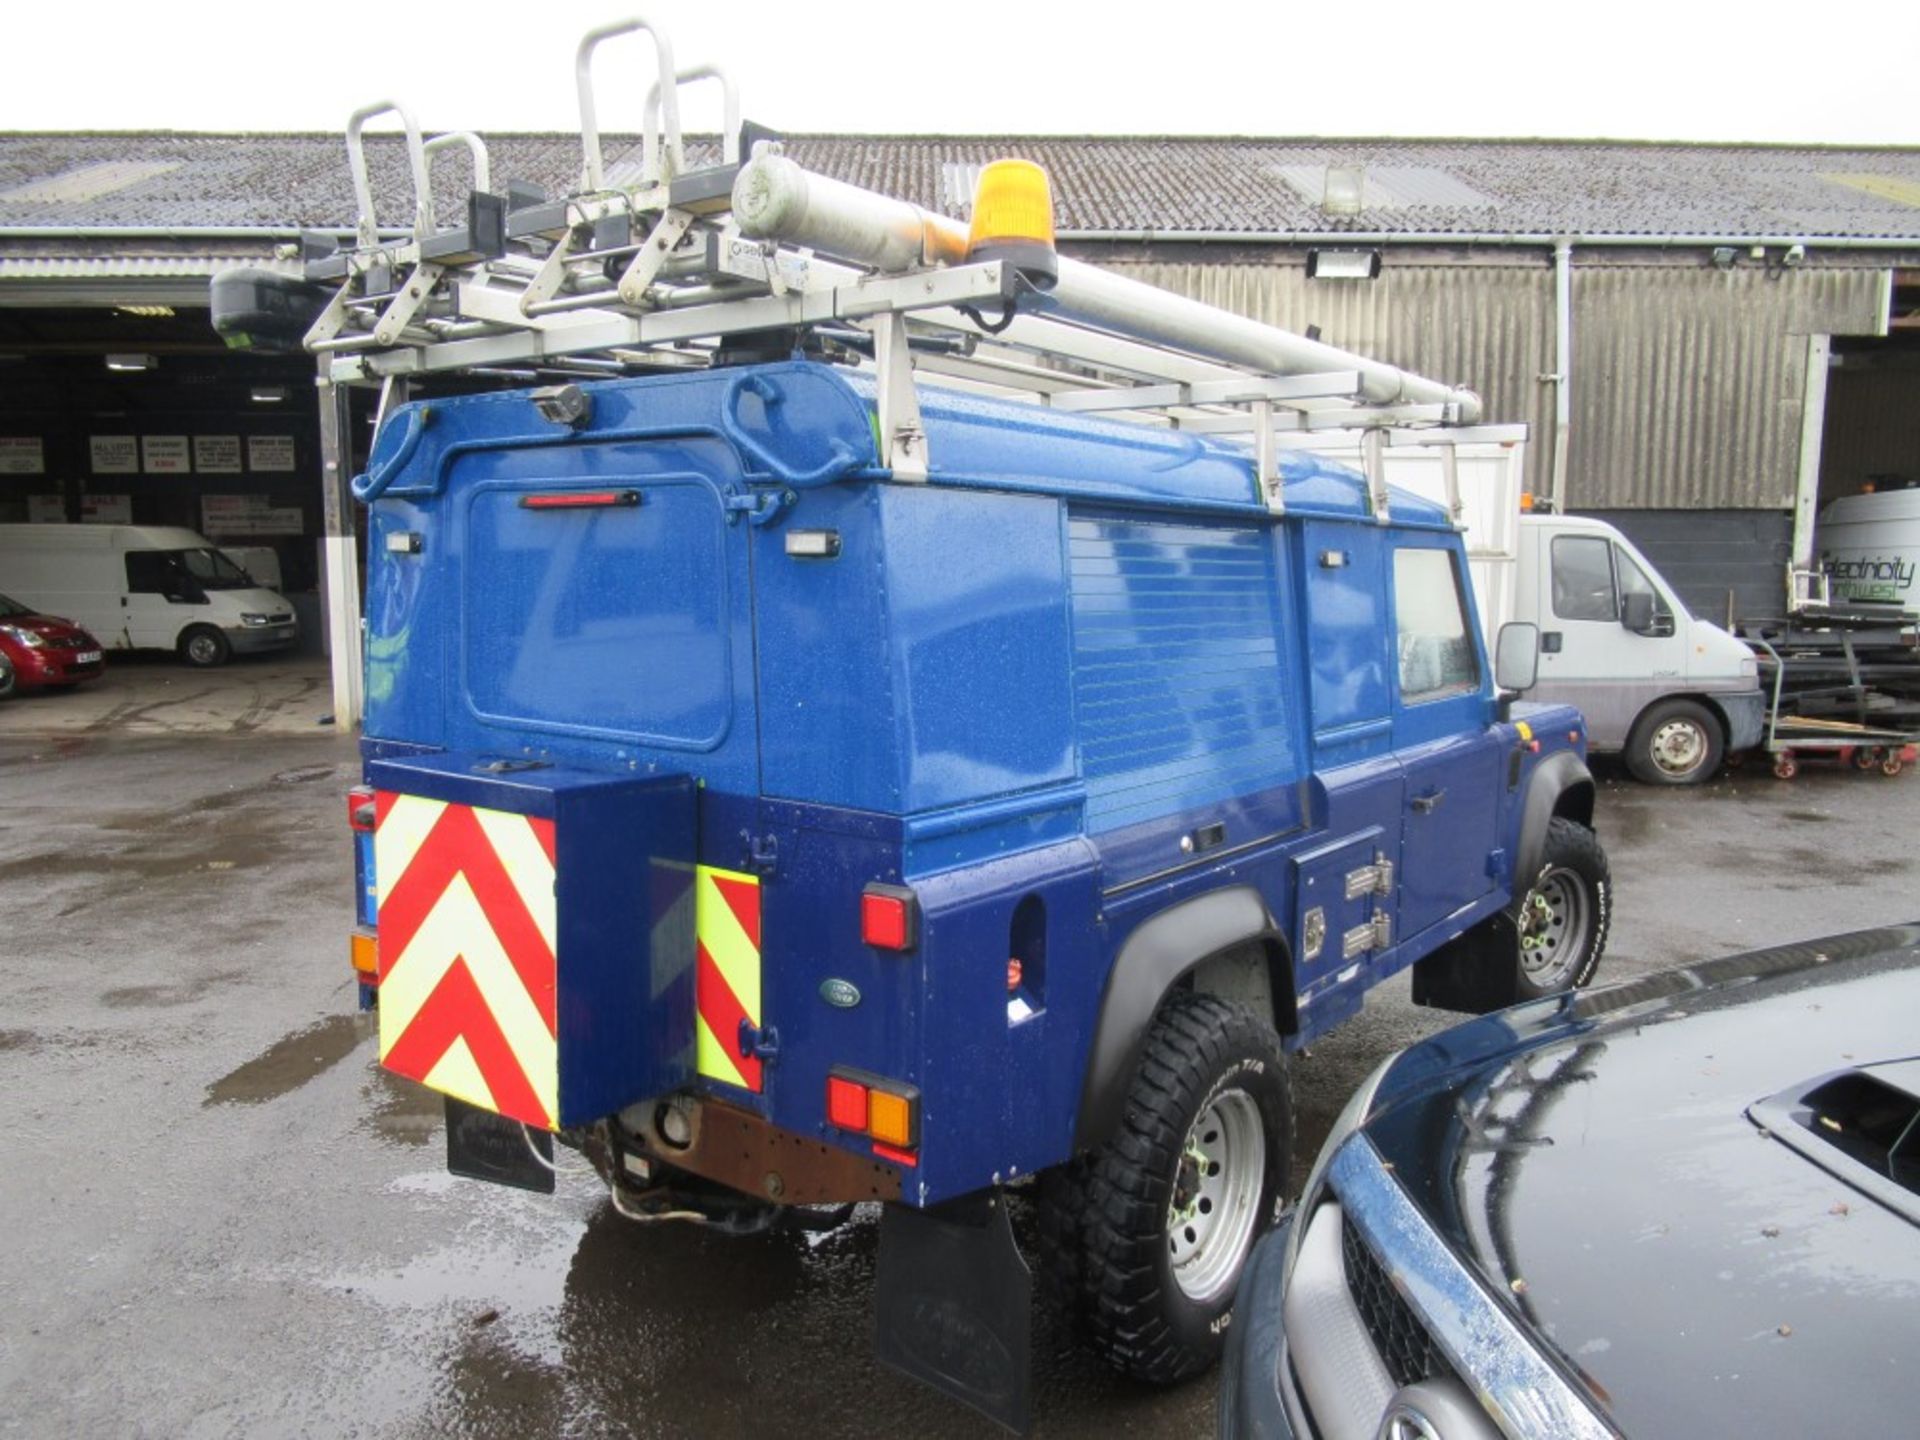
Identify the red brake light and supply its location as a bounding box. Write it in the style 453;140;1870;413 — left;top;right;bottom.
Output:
348;784;376;833
826;1075;869;1132
519;490;640;510
861;885;917;951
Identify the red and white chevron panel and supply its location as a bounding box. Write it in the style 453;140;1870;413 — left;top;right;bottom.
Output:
374;791;559;1129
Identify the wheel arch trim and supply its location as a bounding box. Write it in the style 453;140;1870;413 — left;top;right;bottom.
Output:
1514;750;1594;890
1073;885;1289;1152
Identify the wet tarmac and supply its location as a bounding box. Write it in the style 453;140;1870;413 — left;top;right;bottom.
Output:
1;735;1915;1437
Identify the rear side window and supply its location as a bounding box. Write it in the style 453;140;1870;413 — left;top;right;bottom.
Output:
1551;535;1617;621
1393;548;1478;701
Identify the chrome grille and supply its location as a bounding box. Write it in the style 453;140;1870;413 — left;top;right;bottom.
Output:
1342;1214;1455;1388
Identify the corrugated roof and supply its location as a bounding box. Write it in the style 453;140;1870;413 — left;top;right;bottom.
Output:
0;131;1918;240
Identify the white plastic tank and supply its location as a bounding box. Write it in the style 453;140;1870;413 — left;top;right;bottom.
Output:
1818;489;1920;611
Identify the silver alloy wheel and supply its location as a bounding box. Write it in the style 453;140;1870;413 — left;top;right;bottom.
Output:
1519;867;1592;987
1166;1087;1266;1302
186;632;222;665
1648;716;1709;777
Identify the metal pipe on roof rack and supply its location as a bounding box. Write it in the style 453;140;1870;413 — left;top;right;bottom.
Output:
731;153;1483;421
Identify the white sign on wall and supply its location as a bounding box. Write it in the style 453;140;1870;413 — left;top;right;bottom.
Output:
80;494;133;524
194;435;243;474
0;437;45;474
247;435;296;473
202;492;304;537
141;435;192;474
26;494;65;522
89;435;139;474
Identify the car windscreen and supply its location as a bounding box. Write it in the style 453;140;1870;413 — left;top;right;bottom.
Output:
0;592;33;617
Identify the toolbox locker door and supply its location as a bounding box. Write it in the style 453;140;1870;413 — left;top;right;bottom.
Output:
369;752;697;1129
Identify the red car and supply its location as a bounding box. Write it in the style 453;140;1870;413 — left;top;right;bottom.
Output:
0;591;105;690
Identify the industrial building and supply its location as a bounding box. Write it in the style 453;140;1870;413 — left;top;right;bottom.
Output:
1;132;1917;708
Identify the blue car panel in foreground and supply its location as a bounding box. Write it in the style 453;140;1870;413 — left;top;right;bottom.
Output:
1221;924;1920;1439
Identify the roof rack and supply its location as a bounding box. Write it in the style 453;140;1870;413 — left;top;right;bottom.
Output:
274;15;1492;514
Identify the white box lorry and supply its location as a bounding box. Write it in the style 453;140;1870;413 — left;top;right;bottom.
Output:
0;524;299;667
1289;432;1765;784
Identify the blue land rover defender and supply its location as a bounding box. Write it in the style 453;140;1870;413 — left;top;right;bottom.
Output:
340;359;1605;1419
212;44;1609;1426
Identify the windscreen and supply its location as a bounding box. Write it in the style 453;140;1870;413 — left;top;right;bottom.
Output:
0;593;32;617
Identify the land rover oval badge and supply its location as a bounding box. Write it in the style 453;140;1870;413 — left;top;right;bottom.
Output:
819;978;862;1009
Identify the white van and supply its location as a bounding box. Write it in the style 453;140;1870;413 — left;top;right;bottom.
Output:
1287;433;1764;785
0;524;298;666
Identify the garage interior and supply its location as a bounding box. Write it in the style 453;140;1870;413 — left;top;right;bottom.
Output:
0;302;338;646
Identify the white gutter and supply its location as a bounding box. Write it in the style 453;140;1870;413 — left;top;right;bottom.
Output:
1064;229;1920;249
1549;239;1573;512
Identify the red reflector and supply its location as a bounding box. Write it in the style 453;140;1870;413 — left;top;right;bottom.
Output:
347;784;376;833
861;886;917;951
871;1140;918;1167
519;489;640;510
826;1075;869;1132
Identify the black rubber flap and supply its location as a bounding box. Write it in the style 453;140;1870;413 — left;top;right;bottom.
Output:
445;1094;555;1195
874;1193;1032;1434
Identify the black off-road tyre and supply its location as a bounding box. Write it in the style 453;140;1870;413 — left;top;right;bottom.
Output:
1039;991;1291;1384
1625;698;1723;785
1513;817;1610;1000
178;624;231;668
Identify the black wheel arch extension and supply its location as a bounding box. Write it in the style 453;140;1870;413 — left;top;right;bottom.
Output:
1072;885;1293;1152
1516;749;1594;886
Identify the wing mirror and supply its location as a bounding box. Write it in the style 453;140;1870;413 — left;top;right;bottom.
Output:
1494;621;1538;720
1621;591;1674;637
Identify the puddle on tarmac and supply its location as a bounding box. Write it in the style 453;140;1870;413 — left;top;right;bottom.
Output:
273;763;346;786
364;1065;445;1148
204;1012;370;1106
101;970;247;1009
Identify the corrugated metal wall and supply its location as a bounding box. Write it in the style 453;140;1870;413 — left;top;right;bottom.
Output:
1571;265;1883;508
1098;256;1888;509
1104;258;1557;494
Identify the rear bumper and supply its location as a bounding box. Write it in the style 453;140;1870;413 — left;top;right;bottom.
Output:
227;622;299;655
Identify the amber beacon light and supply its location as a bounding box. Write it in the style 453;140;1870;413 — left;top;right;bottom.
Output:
967;159;1059;289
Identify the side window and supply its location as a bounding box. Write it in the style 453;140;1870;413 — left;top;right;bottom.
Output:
1393;548;1479;702
1551;535;1617;621
1614;546;1673;622
125;552;171;594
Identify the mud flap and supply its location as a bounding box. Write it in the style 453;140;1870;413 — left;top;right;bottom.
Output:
874;1192;1032;1434
445;1094;555;1194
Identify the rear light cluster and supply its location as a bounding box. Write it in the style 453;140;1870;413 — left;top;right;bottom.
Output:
860;883;918;951
348;785;379;1006
826;1067;920;1164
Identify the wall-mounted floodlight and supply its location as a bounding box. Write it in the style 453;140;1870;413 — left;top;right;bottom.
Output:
1307;248;1382;281
105;353;156;371
250;385;288;404
1710;247;1737;270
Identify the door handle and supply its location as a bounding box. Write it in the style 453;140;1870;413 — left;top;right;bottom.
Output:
1540;631;1563;654
1412;789;1445;814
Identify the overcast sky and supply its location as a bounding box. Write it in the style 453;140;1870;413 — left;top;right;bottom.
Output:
5;1;1916;146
